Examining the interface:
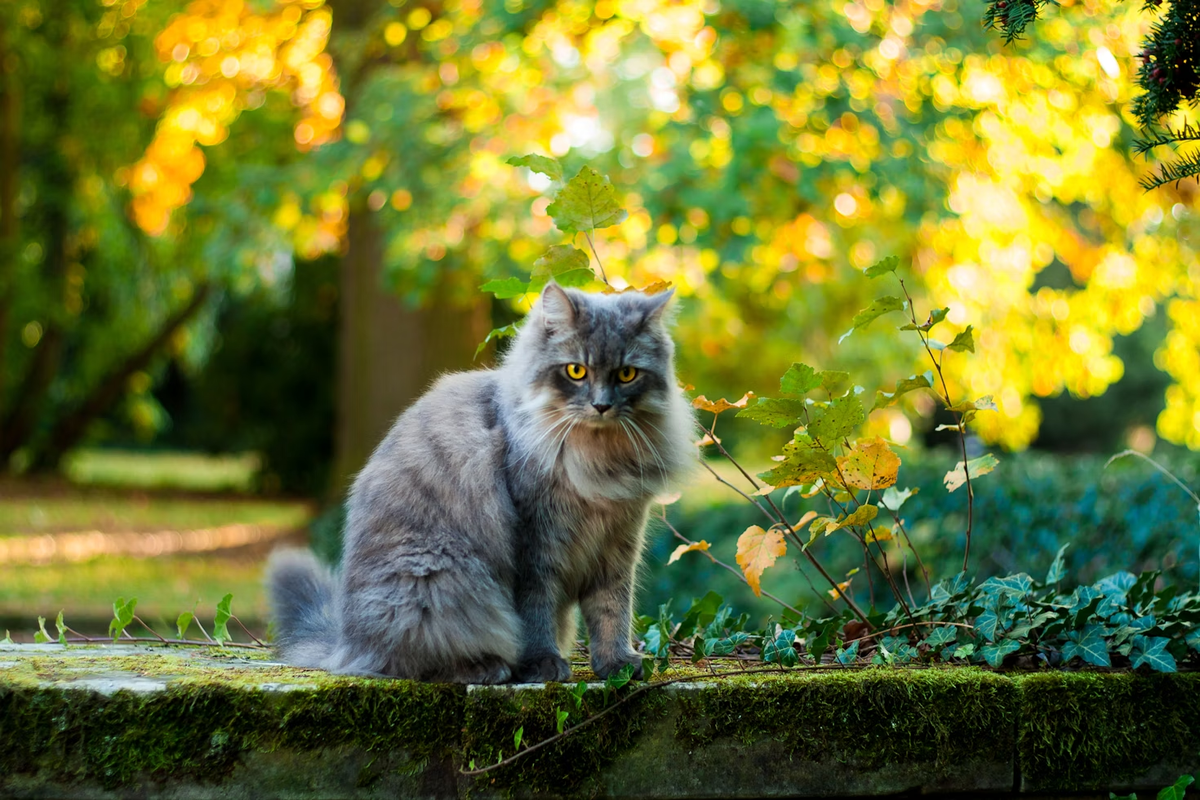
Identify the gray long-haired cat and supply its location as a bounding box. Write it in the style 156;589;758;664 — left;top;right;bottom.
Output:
267;282;696;683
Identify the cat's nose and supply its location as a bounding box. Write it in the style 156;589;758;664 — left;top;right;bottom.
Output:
592;403;612;415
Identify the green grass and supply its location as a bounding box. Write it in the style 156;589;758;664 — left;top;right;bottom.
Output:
0;495;312;537
62;449;261;493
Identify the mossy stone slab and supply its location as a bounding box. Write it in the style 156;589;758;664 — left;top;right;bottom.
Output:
1;644;1196;798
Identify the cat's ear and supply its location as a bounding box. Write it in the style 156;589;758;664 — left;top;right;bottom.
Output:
641;288;675;325
539;281;577;329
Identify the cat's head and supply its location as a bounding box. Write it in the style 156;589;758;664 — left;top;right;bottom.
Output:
504;282;678;428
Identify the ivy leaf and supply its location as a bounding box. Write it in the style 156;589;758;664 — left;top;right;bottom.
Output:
507;153;563;181
535;244;590;278
1062;624;1112;667
478;277;529;299
880;486;918;511
900;307;949;332
55;610;67;645
762;629;798;666
668;540;711;565
835;639;860;664
109;597;137;642
606;662;636;689
1156;774;1194;800
1;630;11;645
735;525;787;598
922;627;958;648
979;573;1033;598
808;395;865;446
213;593;233;646
947;325;975;353
176;611;195;640
546;166;628;233
736;397;808;428
555;709;569;735
873;372;933;410
513;726;524;751
780;362;821;396
474;323;520;359
837;436;901;490
839;296;906;343
975;610;1002;642
944;454;1000;492
34;616;51;645
1131;635;1177;672
864;255;899;277
981;638;1020;667
1046;544;1069;585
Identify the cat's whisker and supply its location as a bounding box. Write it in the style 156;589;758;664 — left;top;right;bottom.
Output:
618;418;647;489
626;418;668;484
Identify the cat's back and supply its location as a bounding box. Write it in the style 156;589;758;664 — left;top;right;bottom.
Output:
346;369;513;550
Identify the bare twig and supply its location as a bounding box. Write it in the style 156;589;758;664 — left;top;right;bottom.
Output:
61;636;267;650
231;615;268;647
583;231;608;285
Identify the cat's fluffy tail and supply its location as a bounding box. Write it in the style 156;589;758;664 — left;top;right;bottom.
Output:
265;548;338;668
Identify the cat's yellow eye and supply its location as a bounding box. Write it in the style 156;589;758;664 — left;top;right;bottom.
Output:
617;366;638;383
565;363;588;380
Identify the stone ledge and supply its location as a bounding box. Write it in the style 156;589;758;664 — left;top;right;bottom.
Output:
1;644;1196;798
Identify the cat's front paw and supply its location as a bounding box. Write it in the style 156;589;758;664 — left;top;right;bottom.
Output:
515;653;572;683
592;653;643;681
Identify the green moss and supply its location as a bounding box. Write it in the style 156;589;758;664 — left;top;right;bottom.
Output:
462;682;670;797
0;647;464;790
1016;671;1200;790
674;667;1018;771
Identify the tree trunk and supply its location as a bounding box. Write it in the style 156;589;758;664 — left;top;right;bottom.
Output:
0;18;22;445
331;208;490;494
27;284;212;471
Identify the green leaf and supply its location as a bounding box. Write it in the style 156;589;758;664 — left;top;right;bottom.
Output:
975;610;1002;642
34;616;51;645
1046;544;1069;585
2;630;12;645
864;255;900;278
555;709;569;735
1156;774;1194;800
546;166;628;233
979;574;1033;597
839;296;906;343
176;612;194;640
55;610;66;645
736;397;808;429
541;268;595;290
1062;624;1111;667
922;627;957;648
1131;635;1177;672
948;395;998;413
474;323;521;359
213;593;233;646
880;486;918;511
762;629;798;666
532;245;590;277
479;277;530;299
513;726;524;751
807;395;865;446
606;662;636;689
980;638;1020;667
571;680;587;708
900;307;949;332
953;642;976;660
873;372;933;410
947;325;975;353
835;639;860;664
944;454;1000;492
780;362;821;396
109;597;137;642
818;370;852;396
507;154;563;181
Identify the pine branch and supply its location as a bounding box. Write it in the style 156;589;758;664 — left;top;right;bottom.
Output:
1138;147;1200;190
1133;121;1200;156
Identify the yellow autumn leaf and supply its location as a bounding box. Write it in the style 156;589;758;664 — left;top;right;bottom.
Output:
836;436;901;490
735;525;787;597
668;540;711;564
795;510;818;529
693;392;756;414
827;578;854;600
866;525;895;543
824;504;879;535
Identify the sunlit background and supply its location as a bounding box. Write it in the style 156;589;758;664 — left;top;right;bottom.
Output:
1;0;1197;636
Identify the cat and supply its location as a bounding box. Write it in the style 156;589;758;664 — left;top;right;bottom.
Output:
266;281;696;683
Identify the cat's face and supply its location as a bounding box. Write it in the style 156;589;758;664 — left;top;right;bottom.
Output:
522;283;676;430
